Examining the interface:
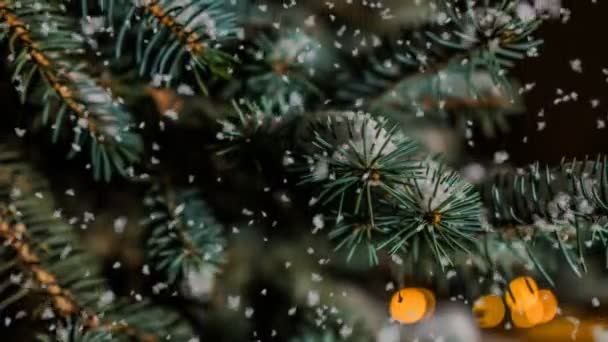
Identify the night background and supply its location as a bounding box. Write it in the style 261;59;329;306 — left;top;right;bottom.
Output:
0;0;608;341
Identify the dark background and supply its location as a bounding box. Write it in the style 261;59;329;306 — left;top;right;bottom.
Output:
476;0;608;164
0;0;606;340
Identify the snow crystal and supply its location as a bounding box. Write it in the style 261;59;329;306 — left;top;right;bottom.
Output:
462;163;486;184
339;325;353;338
114;216;128;233
570;59;583;73
142;264;150;275
14;128;26;137
494;150;510;164
307;290;320;306
227;295;240;310
98;290;115;307
312;214;324;233
184;268;215;297
41;307;55;320
311;273;323;282
516;3;537;22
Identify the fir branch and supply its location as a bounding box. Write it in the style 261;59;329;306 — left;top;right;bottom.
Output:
300;111;421;225
0;1;143;182
0;149;193;341
214;100;294;157
221;29;329;114
335;0;541;132
377;159;483;269
0;218;80;318
485;156;608;228
210;99;306;178
112;0;237;91
328;214;388;265
484;156;608;276
296;111;422;264
0;215;161;342
97;69;231;128
142;182;225;285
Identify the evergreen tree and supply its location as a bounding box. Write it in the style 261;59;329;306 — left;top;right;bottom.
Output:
0;0;604;340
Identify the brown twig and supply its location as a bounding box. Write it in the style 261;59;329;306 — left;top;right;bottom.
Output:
144;1;205;55
419;94;512;111
0;4;101;136
0;210;158;342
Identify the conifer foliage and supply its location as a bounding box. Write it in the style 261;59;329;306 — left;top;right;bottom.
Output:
0;0;598;340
